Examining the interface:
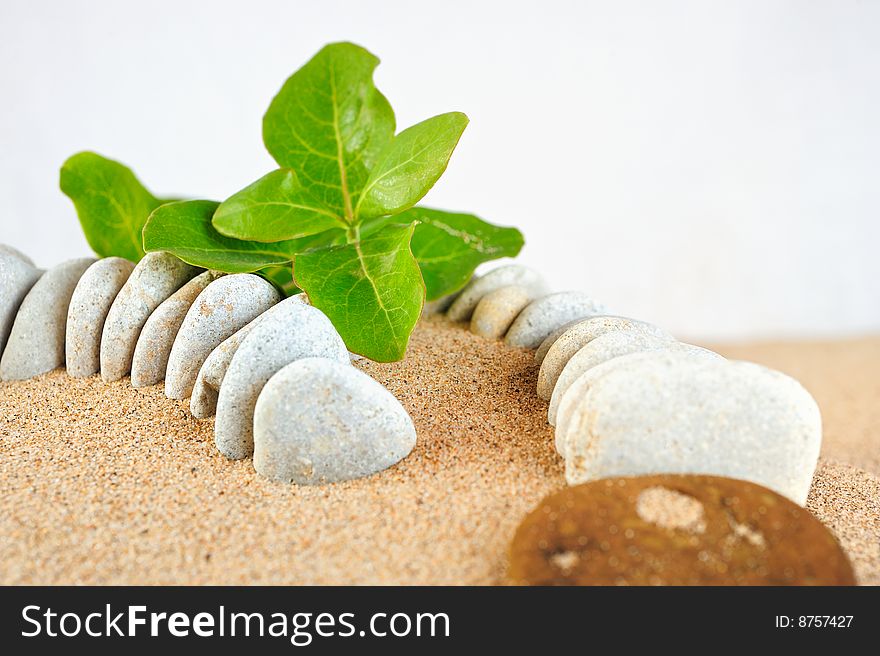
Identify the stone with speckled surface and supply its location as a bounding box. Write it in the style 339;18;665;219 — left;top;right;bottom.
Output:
548;333;718;424
0;248;43;358
215;298;349;460
66;257;135;378
164;274;281;399
505;292;608;349
254;358;416;484
0;258;95;380
100;252;200;382
561;352;821;505
130;270;224;388
536;316;673;399
446;265;548;322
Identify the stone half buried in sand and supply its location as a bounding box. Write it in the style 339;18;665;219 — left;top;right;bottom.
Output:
253;358;417;484
561;352;822;505
66;257;136;378
469;285;535;339
536;315;673;398
554;349;723;456
215;297;349;460
0;257;95;381
0;247;43;358
508;474;855;586
446;264;548;322
101;252;201;382
190;293;310;419
547;333;720;424
504;291;608;349
164;273;281;399
130;270;225;388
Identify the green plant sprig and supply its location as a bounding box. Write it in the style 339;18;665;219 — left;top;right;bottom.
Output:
60;42;524;362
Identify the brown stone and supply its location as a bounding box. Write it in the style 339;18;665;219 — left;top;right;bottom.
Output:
509;474;856;586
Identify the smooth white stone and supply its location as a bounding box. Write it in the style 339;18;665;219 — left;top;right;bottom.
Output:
190;294;309;419
164;274;281;399
504;291;608;349
469;285;534;339
548;333;716;424
562;353;822;505
214;299;349;460
100;252;200;382
0;249;43;358
536;316;673;399
130;271;224;388
253;358;416;484
0;258;95;380
66;257;136;378
446;265;548;322
554;349;723;456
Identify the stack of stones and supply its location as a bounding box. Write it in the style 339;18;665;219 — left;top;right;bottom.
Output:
0;247;416;485
435;263;822;507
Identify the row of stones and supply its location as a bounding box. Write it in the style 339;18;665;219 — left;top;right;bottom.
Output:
0;247;416;485
434;264;822;506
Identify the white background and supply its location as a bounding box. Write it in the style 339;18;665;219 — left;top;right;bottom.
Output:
1;0;878;341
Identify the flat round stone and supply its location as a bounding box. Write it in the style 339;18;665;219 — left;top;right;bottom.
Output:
100;252;200;382
563;353;822;505
215;298;349;460
0;249;43;358
508;474;855;585
469;285;533;339
547;333;713;424
0;258;95;380
536;316;672;398
504;292;608;349
66;257;136;378
190;294;309;419
554;349;723;457
253;358;417;484
446;265;548;322
130;270;224;388
164;273;280;399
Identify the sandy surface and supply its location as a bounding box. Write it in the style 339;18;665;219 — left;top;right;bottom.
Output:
0;318;877;585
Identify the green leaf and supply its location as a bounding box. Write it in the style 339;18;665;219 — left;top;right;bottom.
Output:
263;42;395;222
294;222;424;362
356;112;469;219
143;200;338;272
257;264;300;297
60;151;168;261
402;207;525;300
212;169;346;242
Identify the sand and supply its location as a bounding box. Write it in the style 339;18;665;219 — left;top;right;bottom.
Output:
0;317;877;585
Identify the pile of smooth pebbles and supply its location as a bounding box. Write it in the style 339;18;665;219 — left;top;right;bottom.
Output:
0;248;415;484
431;264;851;584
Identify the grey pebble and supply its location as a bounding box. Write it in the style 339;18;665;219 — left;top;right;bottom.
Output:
446;265;548;322
548;332;717;424
469;285;534;339
554;349;723;456
253;358;417;484
100;252;200;382
534;320;584;365
536;316;672;399
215;298;349;460
562;353;820;505
0;257;95;380
0;244;35;267
190;294;309;419
164;274;281;399
504;291;608;349
130;270;224;388
66;257;136;378
0;249;43;358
